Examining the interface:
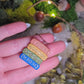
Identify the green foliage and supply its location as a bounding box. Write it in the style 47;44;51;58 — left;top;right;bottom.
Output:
32;0;59;4
31;0;78;28
5;0;36;24
0;0;23;9
0;9;8;26
32;0;58;14
43;17;62;28
14;0;23;5
74;18;84;33
59;0;78;22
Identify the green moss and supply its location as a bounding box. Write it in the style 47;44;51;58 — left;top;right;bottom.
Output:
32;1;57;14
31;0;78;28
43;17;62;28
0;0;23;9
59;0;78;22
6;0;36;24
0;9;8;26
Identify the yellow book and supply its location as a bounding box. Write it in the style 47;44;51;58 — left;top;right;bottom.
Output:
27;44;48;61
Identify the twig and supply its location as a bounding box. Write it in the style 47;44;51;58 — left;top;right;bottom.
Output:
27;0;48;16
45;14;84;44
27;0;84;45
56;16;84;44
52;1;58;8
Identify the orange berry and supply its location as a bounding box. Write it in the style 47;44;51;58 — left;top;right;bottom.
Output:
65;3;70;11
52;23;62;33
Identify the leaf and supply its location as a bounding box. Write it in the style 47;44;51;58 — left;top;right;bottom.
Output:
31;0;78;28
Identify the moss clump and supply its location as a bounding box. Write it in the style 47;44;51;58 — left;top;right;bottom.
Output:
0;9;8;26
0;0;23;9
32;0;58;14
6;0;36;24
32;0;78;21
43;17;62;28
31;0;78;28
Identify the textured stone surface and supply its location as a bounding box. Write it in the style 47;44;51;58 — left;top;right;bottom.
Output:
31;38;49;54
23;48;43;64
28;44;48;61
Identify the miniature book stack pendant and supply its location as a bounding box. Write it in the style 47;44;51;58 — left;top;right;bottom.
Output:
20;38;49;70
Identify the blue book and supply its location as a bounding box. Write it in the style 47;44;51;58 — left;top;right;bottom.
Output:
20;53;40;70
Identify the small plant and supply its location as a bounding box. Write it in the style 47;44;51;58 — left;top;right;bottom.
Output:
0;0;23;9
5;0;36;24
0;9;8;26
31;0;78;28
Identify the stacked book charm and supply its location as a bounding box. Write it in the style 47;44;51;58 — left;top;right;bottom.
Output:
20;38;49;70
